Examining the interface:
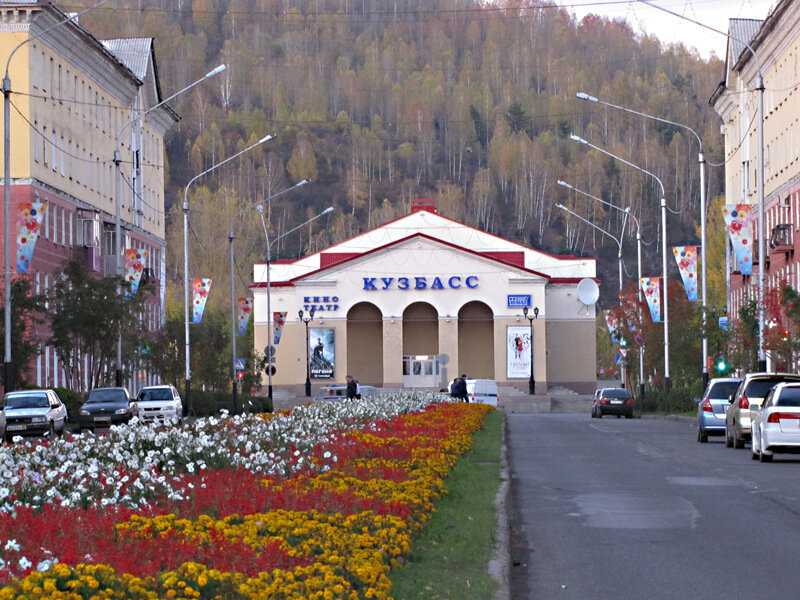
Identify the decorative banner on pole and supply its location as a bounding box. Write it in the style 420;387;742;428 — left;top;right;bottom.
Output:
15;197;47;274
192;278;212;324
723;204;753;275
604;310;620;345
672;245;699;302
273;311;287;345
124;248;148;295
237;296;253;335
640;277;662;323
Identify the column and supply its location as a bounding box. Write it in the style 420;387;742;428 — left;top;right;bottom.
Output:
382;317;403;387
438;317;459;389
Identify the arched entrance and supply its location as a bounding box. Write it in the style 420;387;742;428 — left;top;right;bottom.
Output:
402;302;440;387
458;301;495;379
346;302;383;385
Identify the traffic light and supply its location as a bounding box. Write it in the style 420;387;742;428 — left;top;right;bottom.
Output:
714;355;729;375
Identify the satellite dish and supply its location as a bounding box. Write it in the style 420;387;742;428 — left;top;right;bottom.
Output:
577;278;600;306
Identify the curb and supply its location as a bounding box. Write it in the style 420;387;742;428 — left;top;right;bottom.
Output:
641;414;695;424
488;411;511;600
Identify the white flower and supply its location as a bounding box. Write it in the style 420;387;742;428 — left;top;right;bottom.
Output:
4;539;20;552
18;556;32;570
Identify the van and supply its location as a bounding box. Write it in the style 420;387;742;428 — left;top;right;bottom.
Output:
466;379;498;406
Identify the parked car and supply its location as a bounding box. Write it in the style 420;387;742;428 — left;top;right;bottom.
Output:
2;389;67;441
726;373;800;448
133;385;183;424
78;387;133;430
696;377;741;443
466;379;498;406
591;387;634;418
751;382;800;462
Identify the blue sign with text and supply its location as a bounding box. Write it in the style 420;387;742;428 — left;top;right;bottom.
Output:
362;275;478;291
507;294;532;308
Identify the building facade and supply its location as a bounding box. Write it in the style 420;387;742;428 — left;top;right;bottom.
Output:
252;200;598;394
711;3;800;331
0;2;176;391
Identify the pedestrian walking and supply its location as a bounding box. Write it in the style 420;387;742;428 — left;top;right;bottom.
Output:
458;374;469;403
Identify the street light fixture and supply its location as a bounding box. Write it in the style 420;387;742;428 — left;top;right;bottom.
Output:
254;199;333;406
112;63;226;387
183;134;274;414
637;0;768;373
576;90;710;387
556;202;629;387
2;0;110;391
298;307;316;397
522;306;539;394
569;133;672;389
557;179;645;399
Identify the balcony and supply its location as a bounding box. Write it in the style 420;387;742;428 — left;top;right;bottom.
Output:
769;224;793;252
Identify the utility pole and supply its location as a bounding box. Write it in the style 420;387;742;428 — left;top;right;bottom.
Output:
229;229;238;413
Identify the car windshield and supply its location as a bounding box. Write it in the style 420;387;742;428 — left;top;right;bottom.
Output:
708;381;740;400
777;387;800;407
745;378;800;398
602;389;631;399
86;389;127;404
138;389;173;402
4;393;49;409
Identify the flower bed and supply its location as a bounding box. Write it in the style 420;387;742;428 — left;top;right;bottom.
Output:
0;395;492;599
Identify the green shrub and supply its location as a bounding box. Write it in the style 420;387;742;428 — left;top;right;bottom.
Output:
54;387;85;421
186;390;272;416
640;386;700;414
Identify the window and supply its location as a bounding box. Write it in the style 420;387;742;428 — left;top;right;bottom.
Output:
43;205;49;240
42;127;48;167
68;211;73;246
33;121;40;163
50;129;57;171
57;64;62;102
60;207;66;245
59;134;65;176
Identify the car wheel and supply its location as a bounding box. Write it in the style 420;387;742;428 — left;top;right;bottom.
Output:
48;422;56;440
625;413;633;419
733;428;745;449
698;429;708;443
725;427;733;448
597;411;603;419
759;449;773;463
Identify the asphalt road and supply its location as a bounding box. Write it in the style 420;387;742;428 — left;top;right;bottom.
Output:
508;413;800;600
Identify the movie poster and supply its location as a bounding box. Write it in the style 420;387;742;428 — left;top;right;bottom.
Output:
507;326;532;379
309;327;335;379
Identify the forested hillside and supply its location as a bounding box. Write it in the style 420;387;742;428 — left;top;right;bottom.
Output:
83;0;725;308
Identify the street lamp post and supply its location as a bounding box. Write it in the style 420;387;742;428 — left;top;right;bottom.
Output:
113;63;226;387
576;91;710;387
558;180;646;400
570;134;671;389
639;0;767;372
251;179;308;405
3;0;109;391
228;229;238;414
556;201;629;387
183;134;273;414
522;306;539;394
299;308;315;397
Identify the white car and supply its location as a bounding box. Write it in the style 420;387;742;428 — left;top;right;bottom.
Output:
751;382;800;462
133;385;183;424
2;389;67;440
466;379;498;406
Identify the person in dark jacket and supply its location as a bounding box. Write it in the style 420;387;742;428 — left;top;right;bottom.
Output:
457;374;469;402
346;375;358;400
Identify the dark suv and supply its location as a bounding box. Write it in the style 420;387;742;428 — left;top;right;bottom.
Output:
592;387;634;419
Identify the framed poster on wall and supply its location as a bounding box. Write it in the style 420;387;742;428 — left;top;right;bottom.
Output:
309;328;335;379
507;326;532;379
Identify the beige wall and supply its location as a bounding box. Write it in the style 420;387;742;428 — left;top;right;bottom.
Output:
346;303;383;384
493;316;547;392
546;320;597;393
458;302;494;378
382;319;403;386
402;302;439;355
438;317;459;385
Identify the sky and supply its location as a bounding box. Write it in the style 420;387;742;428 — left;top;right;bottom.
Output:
569;0;775;60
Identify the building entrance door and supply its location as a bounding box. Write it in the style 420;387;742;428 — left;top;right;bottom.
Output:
402;355;441;388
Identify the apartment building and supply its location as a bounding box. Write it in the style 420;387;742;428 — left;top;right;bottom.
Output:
0;1;177;390
711;1;800;330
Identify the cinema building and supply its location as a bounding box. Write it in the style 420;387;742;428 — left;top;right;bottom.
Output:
252;200;598;394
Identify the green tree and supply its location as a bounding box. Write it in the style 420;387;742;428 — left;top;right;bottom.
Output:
48;260;149;391
0;278;45;389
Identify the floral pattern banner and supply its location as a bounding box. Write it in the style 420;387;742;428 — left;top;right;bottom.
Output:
273;311;287;345
124;248;148;295
723;204;754;275
15;197;47;274
604;310;620;345
192;278;212;324
640;277;662;323
237;297;253;336
672;245;698;302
